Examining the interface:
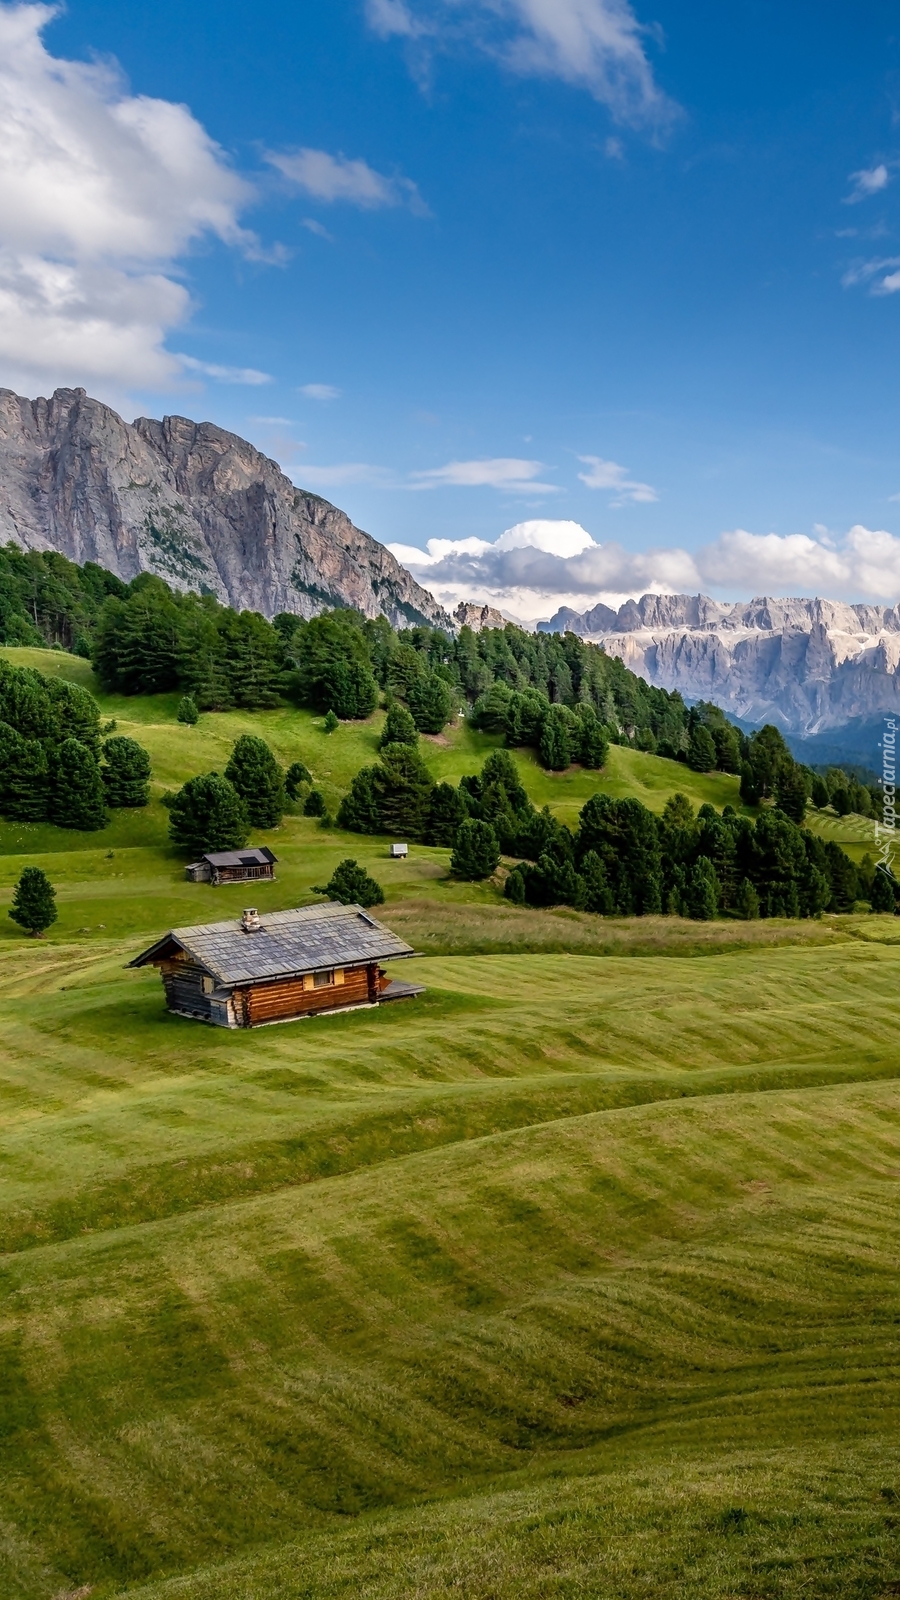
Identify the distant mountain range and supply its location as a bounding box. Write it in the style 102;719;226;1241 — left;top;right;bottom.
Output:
0;387;450;630
541;593;900;751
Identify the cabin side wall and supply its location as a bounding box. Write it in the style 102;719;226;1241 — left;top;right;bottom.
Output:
160;959;214;1019
236;963;377;1026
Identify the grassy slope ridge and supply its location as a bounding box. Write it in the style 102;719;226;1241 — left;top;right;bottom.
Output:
1;647;899;1600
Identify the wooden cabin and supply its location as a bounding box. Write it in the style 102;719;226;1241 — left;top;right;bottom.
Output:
185;847;277;885
129;902;423;1028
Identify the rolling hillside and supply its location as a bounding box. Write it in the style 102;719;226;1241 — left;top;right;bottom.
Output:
0;647;898;1600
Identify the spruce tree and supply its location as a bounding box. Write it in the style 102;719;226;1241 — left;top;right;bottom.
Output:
426;782;467;846
686;857;719;919
376;743;434;838
450;818;500;880
581;849;614;914
407;670;453;734
688;725;717;772
775;763;809;824
314;858;385;908
323;709;340;733
539;706;571;770
735;877;761;920
810;774;830;809
284;761;312;799
177;695;199;725
51;739;107;831
168;773;249;856
871;866;897;913
304;788;327;817
0;724;50;821
224;735;285;828
379;702;418;748
337;767;381;833
8;866;57;936
102;736;151;807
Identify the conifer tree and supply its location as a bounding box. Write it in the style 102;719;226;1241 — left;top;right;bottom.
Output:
688;725;717;772
284;761;312;799
224;735;285;828
314;858;385;908
871;866;897;913
379;701;418;749
407;670;453;734
9;866;57;936
177;695;199;725
168;773;249;856
377;743;434;838
735;877;760;920
0;725;50;821
304;788;327;817
51;738;107;831
426;781;467;846
538;705;571;770
686;857;719;919
450;818;500;880
102;736;151;807
337;767;381;833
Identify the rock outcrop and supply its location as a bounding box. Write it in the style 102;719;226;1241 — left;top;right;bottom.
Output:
453;601;508;632
0;387;451;629
540;592;900;735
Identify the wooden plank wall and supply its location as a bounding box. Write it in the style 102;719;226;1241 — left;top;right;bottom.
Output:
237;963;376;1026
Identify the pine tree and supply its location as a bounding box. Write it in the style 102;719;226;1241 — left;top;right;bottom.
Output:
177;695;199;725
426;782;467;846
407;670;453;734
0;724;49;821
284;761;312;800
314;858;385;908
304;788;327;817
810;774;830;809
577;709;609;769
504;865;527;905
102;736;151;807
224;735;285;828
871;866;897;913
539;706;571;770
380;702;418;748
168;773;249;856
686;857;719;919
376;744;434;839
688;725;717;772
337;767;382;833
735;877;760;920
450;818;500;880
775;763;809;824
580;849;614;914
323;709;340;733
8;866;57;936
51;738;107;831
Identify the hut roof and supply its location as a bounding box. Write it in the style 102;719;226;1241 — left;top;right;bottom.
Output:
129;903;414;985
195;847;277;868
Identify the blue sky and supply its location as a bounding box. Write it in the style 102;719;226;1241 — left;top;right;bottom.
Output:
2;0;900;615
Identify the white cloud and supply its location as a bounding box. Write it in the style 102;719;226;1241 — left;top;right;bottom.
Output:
178;355;271;385
301;217;333;240
0;3;262;396
295;462;395;489
841;254;900;296
578;453;658;503
845;163;890;203
299;383;341;400
266;148;427;214
410;456;558;492
366;0;675;128
388;519;900;621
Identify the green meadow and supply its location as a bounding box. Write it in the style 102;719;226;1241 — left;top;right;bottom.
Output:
1;646;899;1600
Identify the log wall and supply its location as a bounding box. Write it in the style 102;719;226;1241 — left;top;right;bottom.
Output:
237;963;375;1026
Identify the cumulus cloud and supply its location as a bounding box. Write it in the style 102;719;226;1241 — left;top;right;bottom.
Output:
266;148;427;213
0;2;262;396
578;453;658;503
388;519;900;622
845;163;890;203
410;457;558;492
366;0;675;128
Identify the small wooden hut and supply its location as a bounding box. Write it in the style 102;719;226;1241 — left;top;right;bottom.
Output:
129;902;423;1028
185;847;277;885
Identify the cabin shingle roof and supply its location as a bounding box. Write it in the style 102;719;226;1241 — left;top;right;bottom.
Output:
129;903;414;985
195;847;277;868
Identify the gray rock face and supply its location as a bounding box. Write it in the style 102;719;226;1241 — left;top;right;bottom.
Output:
541;592;900;734
0;387;451;629
453;601;508;632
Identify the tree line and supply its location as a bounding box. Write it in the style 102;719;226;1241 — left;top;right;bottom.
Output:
0;659;151;830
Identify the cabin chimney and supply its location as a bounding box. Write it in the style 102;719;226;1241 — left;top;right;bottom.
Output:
241;907;262;933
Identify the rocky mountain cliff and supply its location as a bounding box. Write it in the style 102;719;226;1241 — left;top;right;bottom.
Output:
0;387;450;629
541;593;900;735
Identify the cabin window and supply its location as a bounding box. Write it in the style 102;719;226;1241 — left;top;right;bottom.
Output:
201;975;214;995
313;970;333;989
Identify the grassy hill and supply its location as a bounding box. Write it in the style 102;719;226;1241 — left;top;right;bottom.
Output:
1;647;899;1599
